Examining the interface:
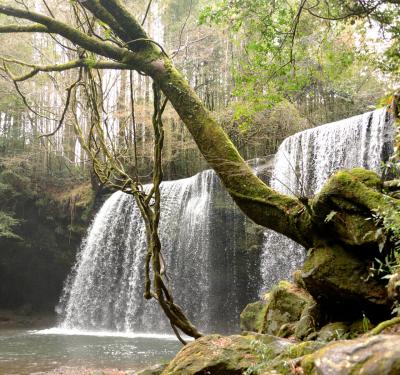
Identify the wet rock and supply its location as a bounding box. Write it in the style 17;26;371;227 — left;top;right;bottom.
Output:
316;322;350;342
161;333;292;375
240;294;269;333
301;245;389;318
301;334;400;374
261;281;313;336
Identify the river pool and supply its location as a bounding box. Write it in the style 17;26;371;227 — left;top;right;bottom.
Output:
0;328;181;374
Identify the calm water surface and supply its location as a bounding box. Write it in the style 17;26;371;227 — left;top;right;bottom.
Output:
0;328;181;375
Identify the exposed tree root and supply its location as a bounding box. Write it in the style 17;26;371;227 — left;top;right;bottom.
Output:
366;317;400;336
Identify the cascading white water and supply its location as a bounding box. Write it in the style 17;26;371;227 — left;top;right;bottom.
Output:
261;108;394;291
59;170;262;334
59;107;394;334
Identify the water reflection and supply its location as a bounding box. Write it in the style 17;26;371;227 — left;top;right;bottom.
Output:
0;329;181;375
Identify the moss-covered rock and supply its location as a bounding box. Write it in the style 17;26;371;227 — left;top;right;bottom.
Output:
261;281;314;336
162;333;326;375
240;294;269;332
295;301;320;340
301;334;400;374
268;341;325;374
161;333;292;375
310;168;390;247
301;245;389;318
316;322;350;342
293;269;306;289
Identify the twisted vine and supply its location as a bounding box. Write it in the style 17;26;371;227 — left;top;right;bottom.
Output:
73;68;202;343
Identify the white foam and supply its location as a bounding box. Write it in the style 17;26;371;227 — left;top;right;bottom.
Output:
31;327;182;341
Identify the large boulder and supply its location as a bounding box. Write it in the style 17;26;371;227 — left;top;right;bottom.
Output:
261;280;314;336
161;333;292;374
301;244;389;319
239;294;269;332
162;333;325;375
301;334;400;374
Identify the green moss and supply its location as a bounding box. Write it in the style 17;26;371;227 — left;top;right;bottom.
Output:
246;340;324;375
310;167;399;247
344;168;383;189
0;211;22;240
302;244;388;311
261;281;313;335
317;322;350;342
240;298;269;332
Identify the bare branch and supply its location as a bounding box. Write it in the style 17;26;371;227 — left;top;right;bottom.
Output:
0;57;132;82
171;0;193;59
0;4;145;69
1;61;56;120
0;24;49;33
39;68;83;138
141;0;153;26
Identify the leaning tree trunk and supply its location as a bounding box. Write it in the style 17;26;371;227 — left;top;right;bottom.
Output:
80;1;400;256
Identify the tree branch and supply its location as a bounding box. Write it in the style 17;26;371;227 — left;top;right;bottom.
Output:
0;24;49;33
0;0;314;248
39;69;83;138
0;4;145;70
141;0;153;25
0;57;132;82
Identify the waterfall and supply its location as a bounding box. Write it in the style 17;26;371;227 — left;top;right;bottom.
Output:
59;108;394;334
59;170;263;334
261;107;394;292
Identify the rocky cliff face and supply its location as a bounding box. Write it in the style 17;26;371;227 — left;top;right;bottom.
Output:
0;167;95;313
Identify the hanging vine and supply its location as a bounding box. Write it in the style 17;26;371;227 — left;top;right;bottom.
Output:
72;66;202;343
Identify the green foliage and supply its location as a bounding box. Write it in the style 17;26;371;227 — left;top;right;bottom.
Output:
0;211;21;240
0;154;93;312
362;313;372;333
219;100;310;158
367;196;400;295
0;169;31;194
324;210;337;223
244;339;276;375
200;0;395;124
